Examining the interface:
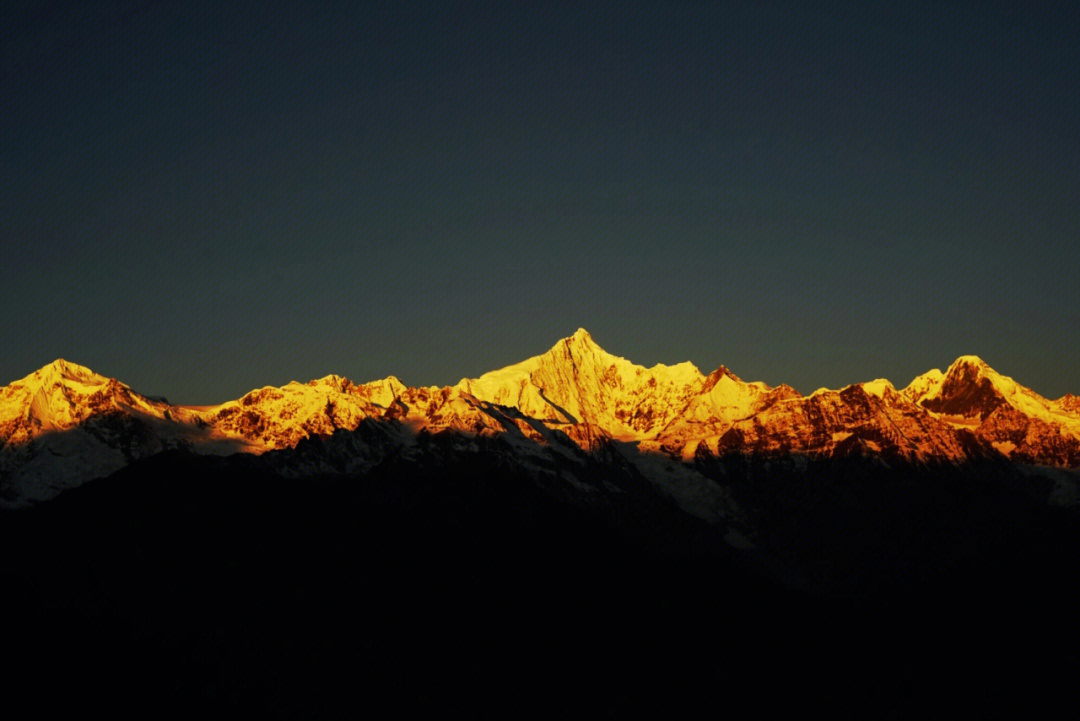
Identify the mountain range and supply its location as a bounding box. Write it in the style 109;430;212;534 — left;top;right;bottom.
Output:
6;329;1080;714
3;328;1078;511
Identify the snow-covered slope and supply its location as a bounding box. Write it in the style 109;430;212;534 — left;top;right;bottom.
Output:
0;360;219;506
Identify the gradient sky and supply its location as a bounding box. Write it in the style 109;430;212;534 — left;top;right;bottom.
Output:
4;1;1078;403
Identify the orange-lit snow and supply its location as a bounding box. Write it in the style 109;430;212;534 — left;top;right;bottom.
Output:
3;334;1079;509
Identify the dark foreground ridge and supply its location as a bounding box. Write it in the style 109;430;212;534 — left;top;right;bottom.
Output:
4;433;1080;716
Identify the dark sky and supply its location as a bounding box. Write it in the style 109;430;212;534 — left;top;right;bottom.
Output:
4;1;1078;403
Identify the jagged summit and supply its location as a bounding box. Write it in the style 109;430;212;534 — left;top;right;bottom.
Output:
551;327;599;354
43;358;88;374
553;327;603;359
702;366;743;391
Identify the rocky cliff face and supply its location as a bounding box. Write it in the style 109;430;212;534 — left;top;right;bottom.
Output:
1060;394;1080;414
706;382;975;463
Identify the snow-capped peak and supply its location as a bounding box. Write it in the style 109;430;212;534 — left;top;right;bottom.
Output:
20;359;109;388
559;327;605;357
701;365;743;391
942;356;1015;395
656;363;778;445
455;330;706;439
2;359;122;432
357;376;409;407
859;379;896;398
911;355;1077;431
902;368;944;403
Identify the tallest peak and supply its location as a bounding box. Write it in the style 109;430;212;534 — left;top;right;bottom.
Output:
563;328;597;347
548;328;607;358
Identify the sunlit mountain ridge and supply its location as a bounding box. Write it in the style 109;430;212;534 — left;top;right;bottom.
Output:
3;330;1079;508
